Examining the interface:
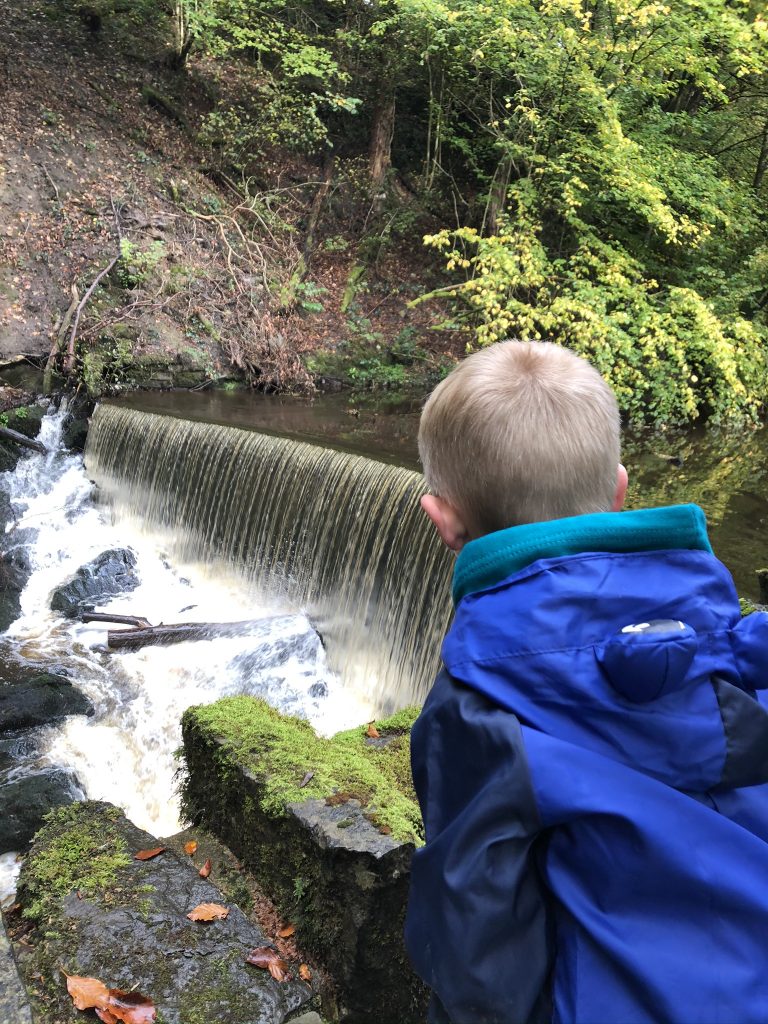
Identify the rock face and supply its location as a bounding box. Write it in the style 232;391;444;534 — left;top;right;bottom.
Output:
50;548;140;618
0;663;93;852
0;673;93;731
0;769;81;854
181;698;427;1024
0;404;47;475
11;802;314;1024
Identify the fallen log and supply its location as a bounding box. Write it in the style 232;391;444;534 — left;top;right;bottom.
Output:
0;426;46;454
81;612;152;629
106;619;277;651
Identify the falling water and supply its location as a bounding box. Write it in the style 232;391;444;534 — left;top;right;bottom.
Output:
85;404;454;710
0;405;382;903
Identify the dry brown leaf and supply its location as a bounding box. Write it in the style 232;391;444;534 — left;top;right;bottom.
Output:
65;974;110;1010
366;722;380;739
246;947;290;982
198;858;212;879
278;924;295;938
186;902;229;921
107;990;157;1024
184;840;198;856
268;959;291;983
95;1009;119;1024
299;964;312;982
134;847;166;861
65;975;156;1023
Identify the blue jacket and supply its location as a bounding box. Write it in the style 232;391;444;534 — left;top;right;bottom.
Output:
405;505;768;1024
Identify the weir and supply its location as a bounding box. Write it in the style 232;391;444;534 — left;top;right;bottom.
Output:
85;404;454;709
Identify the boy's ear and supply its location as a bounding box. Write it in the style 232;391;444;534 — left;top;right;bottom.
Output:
612;463;629;512
421;494;471;552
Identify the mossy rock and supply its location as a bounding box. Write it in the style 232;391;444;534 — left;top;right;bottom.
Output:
12;801;314;1023
180;698;428;1023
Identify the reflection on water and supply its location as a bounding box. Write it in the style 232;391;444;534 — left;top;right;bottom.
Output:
112;391;768;600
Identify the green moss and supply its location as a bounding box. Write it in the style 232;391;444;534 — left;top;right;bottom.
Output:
182;697;423;844
19;803;131;923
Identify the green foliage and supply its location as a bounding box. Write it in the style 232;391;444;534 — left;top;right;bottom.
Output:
116;238;165;289
19;803;131;923
411;0;768;424
133;0;768;422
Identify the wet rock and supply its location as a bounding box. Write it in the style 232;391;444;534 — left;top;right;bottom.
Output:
0;673;93;732
50;548;139;618
0;551;28;634
3;405;47;442
0;769;81;854
308;681;327;699
0;915;32;1024
0;732;40;773
13;802;314;1024
60;394;94;452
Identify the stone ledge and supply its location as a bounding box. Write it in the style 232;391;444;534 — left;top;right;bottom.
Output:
180;698;427;1024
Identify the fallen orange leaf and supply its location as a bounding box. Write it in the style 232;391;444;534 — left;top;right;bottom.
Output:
299;963;312;982
65;974;110;1010
187;902;229;921
65;974;156;1023
366;722;380;739
95;1009;119;1024
278;924;295;938
134;847;166;861
198;859;212;878
246;947;290;982
184;840;198;856
107;990;157;1024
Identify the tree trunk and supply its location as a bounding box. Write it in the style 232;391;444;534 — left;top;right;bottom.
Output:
484;154;514;234
753;119;768;191
369;93;396;187
303;153;335;261
170;0;194;70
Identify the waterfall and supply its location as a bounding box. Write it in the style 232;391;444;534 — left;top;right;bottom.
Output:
85;404;454;710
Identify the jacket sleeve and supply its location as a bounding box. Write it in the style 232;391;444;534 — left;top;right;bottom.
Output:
405;670;553;1024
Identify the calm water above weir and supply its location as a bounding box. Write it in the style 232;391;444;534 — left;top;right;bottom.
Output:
111;389;768;601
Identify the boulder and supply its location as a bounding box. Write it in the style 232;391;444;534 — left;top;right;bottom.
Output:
181;698;427;1024
0;673;93;732
0;404;47;476
0;769;81;854
11;802;315;1024
0;524;36;633
50;549;139;618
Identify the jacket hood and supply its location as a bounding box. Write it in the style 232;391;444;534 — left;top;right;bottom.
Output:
443;505;768;793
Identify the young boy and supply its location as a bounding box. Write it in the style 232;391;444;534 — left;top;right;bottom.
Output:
405;340;768;1024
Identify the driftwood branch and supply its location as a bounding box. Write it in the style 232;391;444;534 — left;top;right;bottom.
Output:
0;426;46;453
107;619;277;650
64;254;121;375
43;282;79;393
81;612;152;629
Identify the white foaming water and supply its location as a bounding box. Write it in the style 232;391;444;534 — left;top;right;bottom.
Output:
0;406;372;894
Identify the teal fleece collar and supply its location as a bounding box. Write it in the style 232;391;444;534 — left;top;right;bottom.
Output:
453;504;713;605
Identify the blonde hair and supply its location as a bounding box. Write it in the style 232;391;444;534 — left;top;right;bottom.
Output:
418;341;621;535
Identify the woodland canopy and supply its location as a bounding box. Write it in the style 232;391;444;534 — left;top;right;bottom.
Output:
87;0;768;423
